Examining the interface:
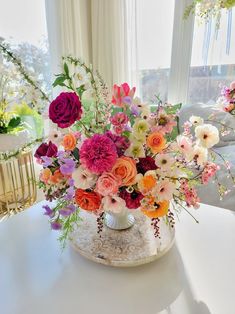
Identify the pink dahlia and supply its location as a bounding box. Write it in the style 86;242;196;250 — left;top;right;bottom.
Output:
80;134;118;174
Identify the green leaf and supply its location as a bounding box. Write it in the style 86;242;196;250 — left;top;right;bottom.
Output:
64;62;69;77
7;116;21;129
73;147;79;161
52;76;66;87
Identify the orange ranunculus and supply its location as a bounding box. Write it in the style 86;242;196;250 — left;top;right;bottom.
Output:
141;200;169;218
75;189;102;211
62;133;77;151
138;173;157;194
40;168;51;184
146;131;166;154
111;156;137;186
50;169;64;184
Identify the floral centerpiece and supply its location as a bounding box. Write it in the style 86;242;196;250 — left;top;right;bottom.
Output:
36;56;223;248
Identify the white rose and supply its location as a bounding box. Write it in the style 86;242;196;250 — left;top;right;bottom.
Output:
195;124;219;148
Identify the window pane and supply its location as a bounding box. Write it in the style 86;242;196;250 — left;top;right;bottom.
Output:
0;0;51;101
188;9;235;104
136;0;175;103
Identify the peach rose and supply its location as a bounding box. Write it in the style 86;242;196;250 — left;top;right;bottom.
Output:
40;168;51;184
96;172;121;196
62;133;77;151
75;189;101;212
111;156;137;186
146;131;166;154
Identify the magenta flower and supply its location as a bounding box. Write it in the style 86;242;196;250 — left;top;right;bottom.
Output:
50;221;62;230
119;189;144;209
105;131;130;156
43;205;54;218
49;92;82;128
80;134;118;174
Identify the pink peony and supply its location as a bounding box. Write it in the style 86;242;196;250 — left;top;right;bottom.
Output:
112;83;136;107
80;134;118;174
96;172;121;196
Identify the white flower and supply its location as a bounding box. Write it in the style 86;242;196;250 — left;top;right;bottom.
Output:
132;119;150;140
188;145;208;166
154;179;177;201
155;153;175;172
195;124;219;148
189;115;204;126
48;129;62;146
125;142;145;158
176;135;193;155
72;166;97;189
101;195;127;215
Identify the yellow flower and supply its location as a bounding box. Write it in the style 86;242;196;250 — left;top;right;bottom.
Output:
132;119;150;140
125;142;145;158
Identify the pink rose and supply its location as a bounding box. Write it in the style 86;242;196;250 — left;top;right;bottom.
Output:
96;172;121;196
49;92;82;128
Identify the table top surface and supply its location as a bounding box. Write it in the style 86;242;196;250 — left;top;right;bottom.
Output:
0;201;235;314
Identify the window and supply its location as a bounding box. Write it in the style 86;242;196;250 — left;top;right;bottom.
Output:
0;0;51;98
188;8;235;104
136;0;175;103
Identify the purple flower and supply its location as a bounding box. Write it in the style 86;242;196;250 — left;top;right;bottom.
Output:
64;186;75;201
41;156;53;167
105;131;130;157
50;221;62;230
130;105;140;117
43;205;54;218
60;159;75;175
57;150;67;159
59;204;76;217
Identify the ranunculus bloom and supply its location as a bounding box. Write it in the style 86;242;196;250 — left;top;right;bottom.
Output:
112;83;136;107
141;200;169;218
119;189;144;209
75;189;101;211
34;141;58;160
96;172;121;196
146;131;166;154
49;92;82;128
80;134;118;174
112;156;137;186
72;165;97;189
136;157;157;174
62;133;77;151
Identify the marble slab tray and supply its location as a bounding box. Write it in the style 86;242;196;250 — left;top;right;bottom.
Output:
70;210;175;267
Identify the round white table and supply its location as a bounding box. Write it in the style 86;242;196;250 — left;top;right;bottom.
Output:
0;201;234;314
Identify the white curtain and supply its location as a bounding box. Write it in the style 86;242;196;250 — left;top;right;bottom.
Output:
45;0;137;87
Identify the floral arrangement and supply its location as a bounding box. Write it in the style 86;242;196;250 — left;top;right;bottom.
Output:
36;56;223;247
184;0;235;26
216;81;235;116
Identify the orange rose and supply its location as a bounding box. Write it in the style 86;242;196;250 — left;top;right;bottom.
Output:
141;200;169;218
50;169;64;184
40;168;51;184
75;189;102;211
62;133;77;151
111;156;137;186
146;131;166;154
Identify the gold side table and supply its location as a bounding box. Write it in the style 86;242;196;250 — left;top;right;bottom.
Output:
0;149;37;219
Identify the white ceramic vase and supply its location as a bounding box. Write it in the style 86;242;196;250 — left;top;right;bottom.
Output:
104;208;135;230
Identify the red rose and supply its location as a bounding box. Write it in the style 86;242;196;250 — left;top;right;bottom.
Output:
34;141;58;160
49;92;82;128
136;157;157;174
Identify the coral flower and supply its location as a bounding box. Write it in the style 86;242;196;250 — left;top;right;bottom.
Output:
146;131;166;154
112;156;137;186
96;172;121;196
141;200;169;218
75;189;101;211
62;133;77;151
112;83;136;107
50;169;64;184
